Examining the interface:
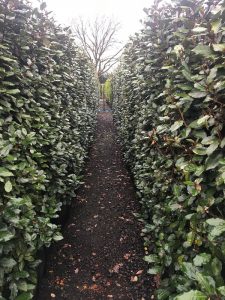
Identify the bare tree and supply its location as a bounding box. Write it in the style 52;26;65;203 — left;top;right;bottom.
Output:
71;16;122;79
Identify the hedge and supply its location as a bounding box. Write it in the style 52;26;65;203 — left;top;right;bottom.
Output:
112;0;225;299
0;0;98;299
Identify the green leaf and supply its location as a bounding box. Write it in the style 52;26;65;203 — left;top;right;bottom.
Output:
0;167;14;177
6;89;20;95
53;233;63;241
205;153;222;170
157;289;171;300
147;266;162;274
14;271;29;280
215;80;225;91
175;290;207;300
15;292;32;300
189;91;207;98
192;45;213;57
211;19;221;34
206;141;219;155
0;144;13;157
206;218;225;239
0;230;15;242
218;286;225;296
4;180;12;193
17;281;28;292
196;273;216;294
211;257;222;277
213;44;225;52
0;258;16;268
177;84;192;91
207;67;217;84
170;120;184;132
181;262;197;280
192;27;207;33
197;116;210;125
202;136;218;145
0;56;17;63
182;69;193;82
206;218;225;226
186;231;195;246
221;137;225;148
189;115;209;128
192;146;207;155
193;253;211;267
144;254;159;263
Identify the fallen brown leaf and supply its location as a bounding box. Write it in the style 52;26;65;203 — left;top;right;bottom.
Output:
123;253;131;260
62;244;71;249
154;274;161;288
130;275;138;282
110;263;123;273
136;270;143;275
77;283;103;293
55;277;65;286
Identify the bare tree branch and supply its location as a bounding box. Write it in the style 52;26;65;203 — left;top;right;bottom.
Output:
71;16;122;79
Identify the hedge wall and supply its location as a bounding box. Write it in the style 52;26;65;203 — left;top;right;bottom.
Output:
112;0;225;299
0;0;98;299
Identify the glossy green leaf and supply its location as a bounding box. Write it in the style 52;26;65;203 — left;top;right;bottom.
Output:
144;254;159;263
213;44;225;52
181;262;197;280
192;45;213;57
171;120;184;132
196;273;216;294
15;292;32;300
175;290;207;300
0;230;15;242
218;286;225;296
0;168;14;177
206;218;225;226
192;27;207;33
0;258;17;268
211;19;221;34
4;180;12;193
189;91;207;98
193;254;211;267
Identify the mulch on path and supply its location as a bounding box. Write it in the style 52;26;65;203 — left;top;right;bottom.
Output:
37;106;154;300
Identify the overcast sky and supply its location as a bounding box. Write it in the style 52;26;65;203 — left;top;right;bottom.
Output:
31;0;155;43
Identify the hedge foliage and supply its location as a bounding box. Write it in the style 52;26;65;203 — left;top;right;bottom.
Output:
112;0;225;298
0;0;98;299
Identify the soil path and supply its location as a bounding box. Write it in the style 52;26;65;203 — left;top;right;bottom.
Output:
37;104;153;300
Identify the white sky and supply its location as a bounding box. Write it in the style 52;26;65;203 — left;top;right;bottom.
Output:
31;0;155;43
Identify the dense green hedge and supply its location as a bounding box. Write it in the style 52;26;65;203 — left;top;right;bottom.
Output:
0;0;98;299
112;0;225;299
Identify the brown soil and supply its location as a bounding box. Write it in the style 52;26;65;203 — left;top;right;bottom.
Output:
37;105;154;300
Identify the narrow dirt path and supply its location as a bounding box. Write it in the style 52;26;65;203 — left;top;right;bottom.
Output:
37;104;153;300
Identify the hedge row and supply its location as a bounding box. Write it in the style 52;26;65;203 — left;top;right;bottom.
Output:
112;0;225;299
0;0;98;299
